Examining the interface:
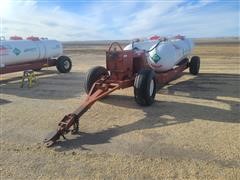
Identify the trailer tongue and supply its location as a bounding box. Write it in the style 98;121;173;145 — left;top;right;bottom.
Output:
44;39;200;147
44;75;133;147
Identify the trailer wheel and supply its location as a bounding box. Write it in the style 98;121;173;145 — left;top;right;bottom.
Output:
84;66;109;94
134;69;156;106
56;56;72;73
189;56;200;75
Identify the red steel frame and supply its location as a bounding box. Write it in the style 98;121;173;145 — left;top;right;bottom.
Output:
43;42;189;147
0;59;57;74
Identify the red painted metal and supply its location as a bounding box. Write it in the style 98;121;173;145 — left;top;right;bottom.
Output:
43;42;189;147
10;36;23;40
174;34;185;40
149;35;161;40
26;36;40;41
0;59;57;74
155;60;188;87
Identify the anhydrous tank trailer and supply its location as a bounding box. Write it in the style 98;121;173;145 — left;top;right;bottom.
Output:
44;35;200;147
0;36;72;74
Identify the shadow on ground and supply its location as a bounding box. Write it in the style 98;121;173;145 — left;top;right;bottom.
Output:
161;73;240;99
0;70;86;99
53;73;239;151
0;98;12;105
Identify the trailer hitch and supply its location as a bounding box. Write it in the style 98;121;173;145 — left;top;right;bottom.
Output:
43;76;121;147
43;113;79;147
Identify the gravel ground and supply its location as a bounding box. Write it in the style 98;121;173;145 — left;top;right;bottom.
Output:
0;41;239;179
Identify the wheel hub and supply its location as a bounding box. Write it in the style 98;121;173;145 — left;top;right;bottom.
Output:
64;61;70;69
149;79;154;96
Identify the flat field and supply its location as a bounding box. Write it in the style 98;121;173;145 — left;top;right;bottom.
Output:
0;39;239;179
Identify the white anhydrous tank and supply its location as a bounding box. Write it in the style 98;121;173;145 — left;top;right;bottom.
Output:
0;39;63;67
124;37;194;72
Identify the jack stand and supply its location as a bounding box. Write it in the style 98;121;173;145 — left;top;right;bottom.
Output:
20;70;37;88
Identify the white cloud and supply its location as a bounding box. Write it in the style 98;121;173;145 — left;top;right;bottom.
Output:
120;1;185;38
0;0;238;40
1;0;108;40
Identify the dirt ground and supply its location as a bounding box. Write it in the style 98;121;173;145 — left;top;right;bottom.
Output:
0;40;239;179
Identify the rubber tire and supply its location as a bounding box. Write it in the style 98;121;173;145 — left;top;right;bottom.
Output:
84;66;109;94
189;56;200;75
134;69;156;106
56;56;72;73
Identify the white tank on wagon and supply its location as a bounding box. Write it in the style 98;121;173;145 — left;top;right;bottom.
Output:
0;37;63;67
124;35;194;72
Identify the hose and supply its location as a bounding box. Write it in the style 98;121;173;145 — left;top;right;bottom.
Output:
146;39;163;53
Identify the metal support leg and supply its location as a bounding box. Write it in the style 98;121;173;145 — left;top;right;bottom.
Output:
20;70;37;88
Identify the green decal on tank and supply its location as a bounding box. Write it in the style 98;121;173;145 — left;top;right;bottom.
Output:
13;48;21;56
151;53;161;63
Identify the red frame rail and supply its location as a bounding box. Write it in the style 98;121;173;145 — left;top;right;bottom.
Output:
0;59;57;74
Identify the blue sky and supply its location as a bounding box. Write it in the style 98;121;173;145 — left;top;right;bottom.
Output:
0;0;239;40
